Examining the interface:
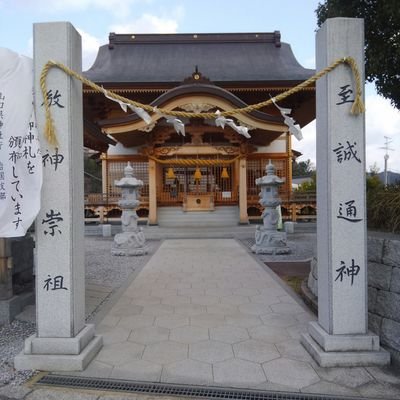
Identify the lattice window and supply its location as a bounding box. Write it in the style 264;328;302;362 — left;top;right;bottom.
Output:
107;160;149;197
247;158;289;199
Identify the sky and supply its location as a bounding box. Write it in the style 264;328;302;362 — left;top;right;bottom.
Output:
1;0;399;173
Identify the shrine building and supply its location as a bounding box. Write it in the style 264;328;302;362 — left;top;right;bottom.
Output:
83;32;315;225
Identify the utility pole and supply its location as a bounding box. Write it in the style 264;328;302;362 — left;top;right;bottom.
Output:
379;136;394;187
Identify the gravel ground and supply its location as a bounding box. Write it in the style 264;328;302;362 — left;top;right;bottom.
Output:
0;320;36;387
241;232;316;262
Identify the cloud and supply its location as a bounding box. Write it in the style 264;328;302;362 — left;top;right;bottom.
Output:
365;94;400;172
109;14;178;34
293;120;316;165
292;94;400;173
12;0;145;18
77;29;106;70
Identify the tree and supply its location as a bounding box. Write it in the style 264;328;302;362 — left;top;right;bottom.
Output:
292;159;315;177
296;171;317;192
316;0;400;109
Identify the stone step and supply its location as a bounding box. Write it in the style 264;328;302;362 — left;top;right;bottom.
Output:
157;206;239;227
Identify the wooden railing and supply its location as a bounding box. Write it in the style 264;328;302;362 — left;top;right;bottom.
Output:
85;190;316;221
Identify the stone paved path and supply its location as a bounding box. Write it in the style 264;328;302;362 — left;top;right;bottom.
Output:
75;239;319;391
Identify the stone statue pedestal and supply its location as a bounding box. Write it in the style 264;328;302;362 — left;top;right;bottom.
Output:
251;226;290;255
111;163;148;256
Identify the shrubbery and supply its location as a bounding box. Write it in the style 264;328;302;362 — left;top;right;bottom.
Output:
367;177;400;233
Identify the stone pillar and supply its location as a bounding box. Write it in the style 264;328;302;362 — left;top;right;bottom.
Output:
148;158;157;225
15;22;102;371
239;158;249;224
301;18;389;367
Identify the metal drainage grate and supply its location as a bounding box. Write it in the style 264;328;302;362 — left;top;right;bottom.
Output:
36;374;361;400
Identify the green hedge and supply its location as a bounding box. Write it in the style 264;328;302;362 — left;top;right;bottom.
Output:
367;186;400;233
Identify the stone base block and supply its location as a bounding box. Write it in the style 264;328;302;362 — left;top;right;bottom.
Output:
101;224;112;237
0;291;35;325
25;324;96;355
251;245;291;255
112;230;147;256
301;332;390;368
14;327;102;371
308;321;380;352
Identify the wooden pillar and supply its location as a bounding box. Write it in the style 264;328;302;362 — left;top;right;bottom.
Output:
287;132;293;201
101;153;108;194
148;158;157;225
291;205;297;222
239;157;249;224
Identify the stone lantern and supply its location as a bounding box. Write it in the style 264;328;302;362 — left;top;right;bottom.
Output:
111;162;147;256
251;161;290;254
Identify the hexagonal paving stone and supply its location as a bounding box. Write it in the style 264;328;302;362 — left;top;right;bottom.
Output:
249;294;281;306
117;314;155;330
216;281;242;290
155;314;189;329
142;341;188;365
165;282;192;290
190;313;225;328
150;288;178;298
262;358;320;389
220;295;250;306
225;314;262;328
170;325;209;344
207;304;238;316
257;287;288;297
233;287;260;297
128;326;170;345
141;304;174;316
313;366;375;388
209;326;249;344
286;323;309;340
132;296;162;306
123;288;151;298
249;325;291;343
205;287;233;297
162;295;191;306
189;340;233;363
190;295;220;306
214;359;267;386
98;326;131;345
260;313;298;328
233;340;280;363
161;359;213;385
178;288;205;297
238;303;270;316
276;339;314;362
174;304;206;316
270;302;306;315
96;342;145;366
109;304;143;317
111;359;162;381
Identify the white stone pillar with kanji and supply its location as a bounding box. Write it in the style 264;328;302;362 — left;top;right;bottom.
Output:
15;22;102;371
301;17;389;367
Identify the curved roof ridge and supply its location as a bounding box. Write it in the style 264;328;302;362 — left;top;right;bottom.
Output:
98;82;282;128
84;31;314;85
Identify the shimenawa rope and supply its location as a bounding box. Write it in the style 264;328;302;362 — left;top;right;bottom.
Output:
39;56;365;147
